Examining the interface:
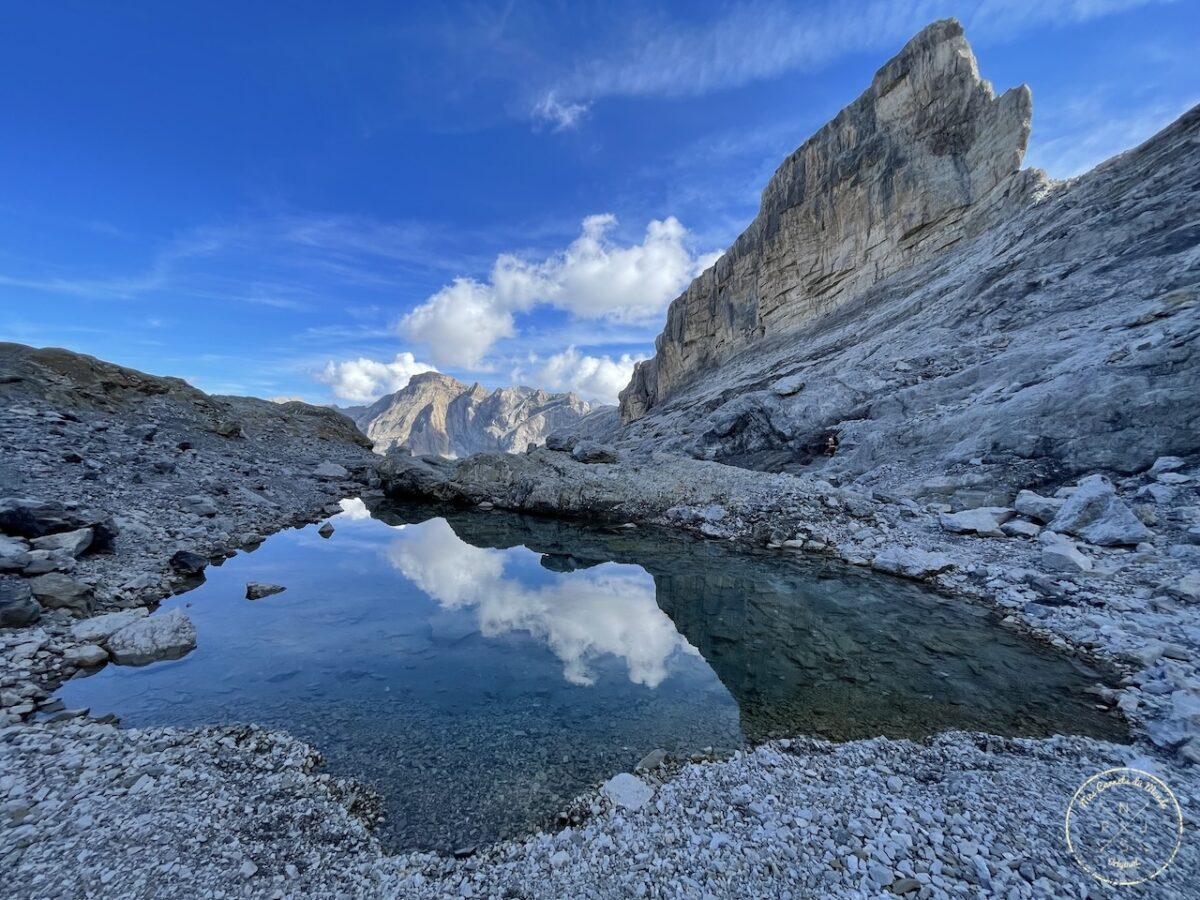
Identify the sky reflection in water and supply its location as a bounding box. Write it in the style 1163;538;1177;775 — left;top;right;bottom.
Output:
58;499;1125;851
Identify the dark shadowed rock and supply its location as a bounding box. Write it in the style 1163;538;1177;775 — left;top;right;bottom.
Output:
571;442;619;464
0;580;42;627
169;550;208;575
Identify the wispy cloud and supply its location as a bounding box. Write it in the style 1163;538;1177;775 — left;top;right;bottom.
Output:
532;92;590;131
530;0;1174;114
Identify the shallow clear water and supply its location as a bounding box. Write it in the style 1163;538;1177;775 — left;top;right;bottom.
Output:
58;499;1125;852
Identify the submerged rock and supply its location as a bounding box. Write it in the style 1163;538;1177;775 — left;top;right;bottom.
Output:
246;582;287;600
318;522;335;538
1047;475;1151;546
107;609;197;666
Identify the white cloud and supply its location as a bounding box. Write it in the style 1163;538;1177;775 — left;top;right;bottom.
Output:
400;214;713;368
532;346;646;405
317;352;437;403
532;92;590;130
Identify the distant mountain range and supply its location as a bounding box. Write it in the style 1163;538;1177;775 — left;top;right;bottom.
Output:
344;371;607;457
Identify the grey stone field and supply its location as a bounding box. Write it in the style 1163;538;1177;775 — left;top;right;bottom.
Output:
3;18;1200;900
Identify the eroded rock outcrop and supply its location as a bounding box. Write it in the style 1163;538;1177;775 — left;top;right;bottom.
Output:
349;372;600;457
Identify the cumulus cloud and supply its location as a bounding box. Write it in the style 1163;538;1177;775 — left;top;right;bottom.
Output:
317;352;437;403
400;214;714;368
532;346;646;405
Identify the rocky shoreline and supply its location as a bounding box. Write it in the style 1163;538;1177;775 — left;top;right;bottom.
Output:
3;361;1197;895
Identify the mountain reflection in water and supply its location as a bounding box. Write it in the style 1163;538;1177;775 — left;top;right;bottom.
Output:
56;499;1125;851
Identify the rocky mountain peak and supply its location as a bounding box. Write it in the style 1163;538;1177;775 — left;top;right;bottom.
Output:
349;373;601;457
620;18;1039;422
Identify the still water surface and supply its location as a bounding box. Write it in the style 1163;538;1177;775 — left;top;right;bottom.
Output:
58;499;1125;851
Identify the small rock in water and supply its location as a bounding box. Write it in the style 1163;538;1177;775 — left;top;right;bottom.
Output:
635;748;668;772
246;581;286;600
317;522;335;538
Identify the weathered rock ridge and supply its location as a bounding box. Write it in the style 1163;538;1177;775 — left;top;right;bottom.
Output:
349;371;599;457
616;19;1199;499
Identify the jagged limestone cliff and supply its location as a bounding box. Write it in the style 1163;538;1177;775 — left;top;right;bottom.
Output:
614;19;1198;494
621;19;1039;421
352;372;598;457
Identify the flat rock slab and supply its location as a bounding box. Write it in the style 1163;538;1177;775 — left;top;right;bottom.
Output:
938;507;1015;537
107;608;197;666
313;462;349;479
30;527;94;557
601;773;654;811
871;546;954;579
70;608;150;643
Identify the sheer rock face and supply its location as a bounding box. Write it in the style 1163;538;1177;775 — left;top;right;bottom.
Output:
610;19;1199;493
351;372;596;458
620;19;1037;421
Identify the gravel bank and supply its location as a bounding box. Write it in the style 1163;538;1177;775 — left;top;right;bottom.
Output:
4;722;1197;898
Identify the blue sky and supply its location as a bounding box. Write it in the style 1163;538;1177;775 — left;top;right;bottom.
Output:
1;1;1195;406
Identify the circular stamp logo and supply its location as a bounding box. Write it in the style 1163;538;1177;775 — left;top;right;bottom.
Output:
1065;767;1183;886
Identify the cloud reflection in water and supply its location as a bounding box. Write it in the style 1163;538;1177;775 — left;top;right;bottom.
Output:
385;519;697;687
